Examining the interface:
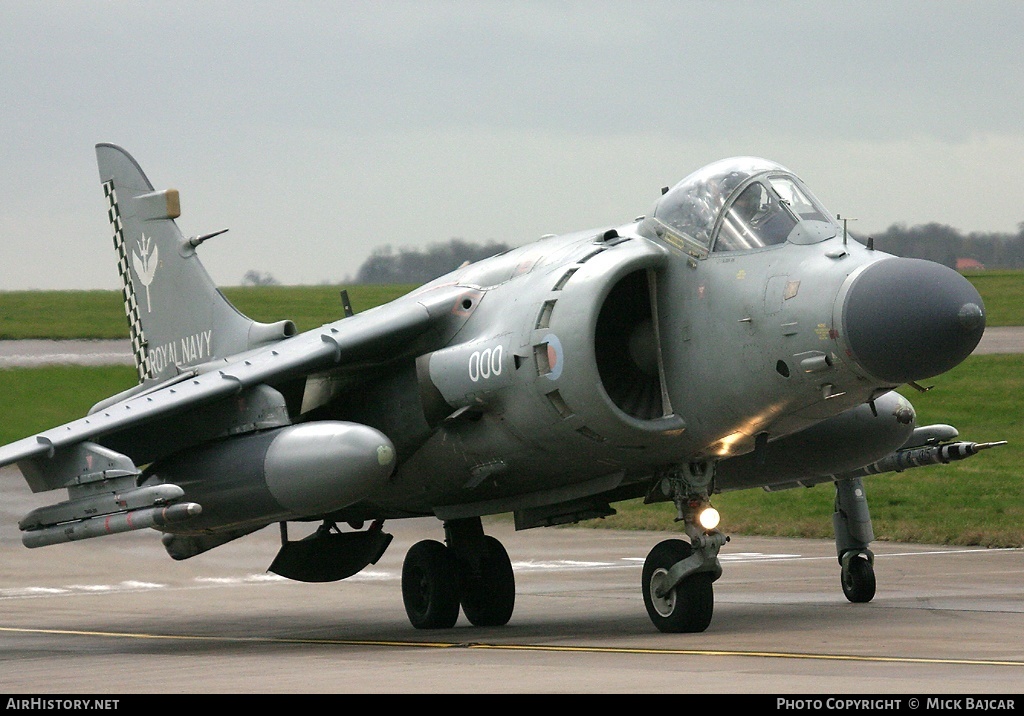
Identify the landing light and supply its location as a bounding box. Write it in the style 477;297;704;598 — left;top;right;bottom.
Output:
698;506;720;531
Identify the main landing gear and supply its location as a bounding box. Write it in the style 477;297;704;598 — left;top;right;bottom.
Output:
641;463;727;633
833;476;876;603
401;516;515;629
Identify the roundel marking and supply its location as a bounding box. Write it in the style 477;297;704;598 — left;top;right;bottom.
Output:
542;333;564;380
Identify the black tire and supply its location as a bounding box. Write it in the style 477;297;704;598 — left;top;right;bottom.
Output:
402;540;460;629
641;539;714;633
841;555;876;603
459;535;515;627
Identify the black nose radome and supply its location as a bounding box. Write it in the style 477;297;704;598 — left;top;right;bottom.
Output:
842;258;985;384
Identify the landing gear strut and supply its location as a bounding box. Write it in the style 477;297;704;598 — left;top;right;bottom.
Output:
401;516;515;629
833;476;876;603
642;462;727;633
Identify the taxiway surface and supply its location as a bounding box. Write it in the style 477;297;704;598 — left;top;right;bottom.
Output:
0;472;1021;694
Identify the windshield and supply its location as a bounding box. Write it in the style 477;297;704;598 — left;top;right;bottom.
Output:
644;157;838;251
768;176;831;223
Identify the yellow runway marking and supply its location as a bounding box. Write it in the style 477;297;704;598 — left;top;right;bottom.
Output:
2;626;1022;667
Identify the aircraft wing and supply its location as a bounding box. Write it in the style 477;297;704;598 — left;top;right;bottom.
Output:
0;283;471;492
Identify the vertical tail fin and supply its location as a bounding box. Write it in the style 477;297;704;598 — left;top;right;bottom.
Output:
96;144;295;383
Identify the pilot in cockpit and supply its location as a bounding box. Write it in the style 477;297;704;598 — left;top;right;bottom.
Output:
732;183;768;226
717;181;796;251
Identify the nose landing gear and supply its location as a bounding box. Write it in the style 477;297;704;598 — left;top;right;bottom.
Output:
642;532;724;633
642;464;727;633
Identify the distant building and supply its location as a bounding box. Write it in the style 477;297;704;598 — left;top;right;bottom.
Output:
956;258;985;271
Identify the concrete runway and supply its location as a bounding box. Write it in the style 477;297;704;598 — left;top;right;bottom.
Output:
0;332;1021;694
0;472;1022;694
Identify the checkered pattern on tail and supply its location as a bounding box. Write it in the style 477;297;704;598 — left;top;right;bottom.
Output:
104;181;151;382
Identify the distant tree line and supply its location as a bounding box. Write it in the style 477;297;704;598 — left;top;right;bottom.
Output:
241;269;281;286
863;222;1024;270
354;239;511;284
347;224;1024;285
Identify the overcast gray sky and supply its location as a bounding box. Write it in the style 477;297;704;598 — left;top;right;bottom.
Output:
2;1;1022;290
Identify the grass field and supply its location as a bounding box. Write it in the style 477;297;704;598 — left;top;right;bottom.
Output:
0;270;1019;338
960;270;1024;327
0;284;419;339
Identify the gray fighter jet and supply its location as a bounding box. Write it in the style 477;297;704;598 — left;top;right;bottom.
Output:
0;146;1001;633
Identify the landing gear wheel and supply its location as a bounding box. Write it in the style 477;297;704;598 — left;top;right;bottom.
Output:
841;554;876;603
402;540;460;629
459;535;515;627
642;539;714;633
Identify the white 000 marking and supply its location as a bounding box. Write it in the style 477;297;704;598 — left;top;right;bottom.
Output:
469;346;503;382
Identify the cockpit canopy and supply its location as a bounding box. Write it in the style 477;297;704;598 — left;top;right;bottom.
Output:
640;157;839;252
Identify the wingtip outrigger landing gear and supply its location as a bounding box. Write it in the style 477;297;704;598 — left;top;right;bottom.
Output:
642;463;728;633
833;476;876;603
828;435;1008;605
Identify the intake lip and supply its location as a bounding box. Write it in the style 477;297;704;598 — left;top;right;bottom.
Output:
841;258;985;384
